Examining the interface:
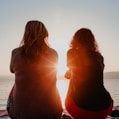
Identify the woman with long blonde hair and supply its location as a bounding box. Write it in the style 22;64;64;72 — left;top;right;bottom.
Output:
7;20;63;119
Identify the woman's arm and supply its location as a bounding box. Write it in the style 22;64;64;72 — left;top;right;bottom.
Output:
64;69;71;79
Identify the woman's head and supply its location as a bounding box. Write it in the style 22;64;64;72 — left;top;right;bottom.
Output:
70;28;99;53
20;20;49;59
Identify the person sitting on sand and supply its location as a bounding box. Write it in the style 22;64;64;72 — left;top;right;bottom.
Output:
7;20;63;119
64;28;113;119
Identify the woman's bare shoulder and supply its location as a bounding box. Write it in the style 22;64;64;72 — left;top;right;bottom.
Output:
11;47;22;54
67;49;78;56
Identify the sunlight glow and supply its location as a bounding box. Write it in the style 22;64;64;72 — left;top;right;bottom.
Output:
49;38;69;76
57;60;68;76
56;79;69;108
49;38;70;107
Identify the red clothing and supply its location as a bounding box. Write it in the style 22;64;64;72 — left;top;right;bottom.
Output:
65;97;113;119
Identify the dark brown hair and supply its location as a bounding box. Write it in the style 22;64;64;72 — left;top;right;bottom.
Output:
71;28;99;54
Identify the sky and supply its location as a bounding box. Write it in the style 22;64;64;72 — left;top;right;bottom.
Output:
0;0;119;76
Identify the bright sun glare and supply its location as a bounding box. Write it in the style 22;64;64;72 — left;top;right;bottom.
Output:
56;52;69;107
49;39;70;107
56;79;69;108
57;61;67;76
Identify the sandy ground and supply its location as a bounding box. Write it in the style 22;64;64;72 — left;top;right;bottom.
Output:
0;111;5;115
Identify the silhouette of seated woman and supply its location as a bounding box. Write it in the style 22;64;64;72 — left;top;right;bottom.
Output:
64;28;113;119
7;20;63;119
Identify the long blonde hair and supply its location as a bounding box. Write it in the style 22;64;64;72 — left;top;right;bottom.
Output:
20;20;48;59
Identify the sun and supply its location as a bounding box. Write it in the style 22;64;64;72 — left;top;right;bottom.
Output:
57;58;67;76
56;51;70;107
49;39;70;107
49;37;69;76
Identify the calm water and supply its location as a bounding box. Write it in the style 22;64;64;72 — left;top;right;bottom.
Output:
0;76;119;110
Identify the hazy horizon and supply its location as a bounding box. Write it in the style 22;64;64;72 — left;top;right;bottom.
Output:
1;71;119;79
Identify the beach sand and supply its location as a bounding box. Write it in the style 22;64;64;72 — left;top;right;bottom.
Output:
0;110;5;115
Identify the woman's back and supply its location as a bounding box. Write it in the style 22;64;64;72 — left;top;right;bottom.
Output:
65;28;113;119
11;47;62;119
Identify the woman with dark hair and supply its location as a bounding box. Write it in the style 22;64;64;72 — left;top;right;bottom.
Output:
65;28;113;119
7;20;63;119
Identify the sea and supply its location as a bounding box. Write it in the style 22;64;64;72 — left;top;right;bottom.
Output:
0;75;119;110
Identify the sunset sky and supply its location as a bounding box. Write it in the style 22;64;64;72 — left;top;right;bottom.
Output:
0;0;119;76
